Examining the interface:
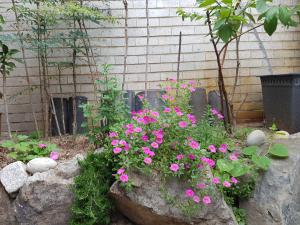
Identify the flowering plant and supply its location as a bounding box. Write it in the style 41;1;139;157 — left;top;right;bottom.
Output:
107;79;266;216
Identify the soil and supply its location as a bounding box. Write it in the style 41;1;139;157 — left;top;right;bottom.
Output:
49;135;93;160
0;147;15;169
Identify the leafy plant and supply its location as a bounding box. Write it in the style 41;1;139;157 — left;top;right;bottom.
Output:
70;152;114;225
177;0;300;128
81;64;128;147
1;134;58;162
105;80;266;221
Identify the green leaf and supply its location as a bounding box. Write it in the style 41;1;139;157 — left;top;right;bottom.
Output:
230;163;248;177
243;146;259;156
1;140;16;149
264;8;278;36
252;155;271;170
8;152;17;160
218;24;232;42
217;159;234;172
268;143;289;158
245;12;256;23
220;8;231;18
199;0;216;7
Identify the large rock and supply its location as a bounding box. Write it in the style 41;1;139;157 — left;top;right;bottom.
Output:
0;161;28;194
0;185;16;225
110;170;237;225
26;157;57;174
241;139;300;225
14;155;82;225
246;130;267;146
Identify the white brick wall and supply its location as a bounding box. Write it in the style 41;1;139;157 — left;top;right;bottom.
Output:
0;0;300;134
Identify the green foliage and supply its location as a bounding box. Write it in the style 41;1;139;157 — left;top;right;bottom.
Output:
242;146;259;156
177;0;300;42
0;41;20;76
268;143;289;158
70;153;113;225
81;64;128;147
0;134;58;162
234;127;253;142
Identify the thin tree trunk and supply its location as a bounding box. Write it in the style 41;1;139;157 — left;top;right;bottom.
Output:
177;31;182;81
3;73;12;138
72;19;77;135
206;11;232;132
58;65;66;134
11;0;39;135
145;0;149;97
122;0;128;91
50;95;61;136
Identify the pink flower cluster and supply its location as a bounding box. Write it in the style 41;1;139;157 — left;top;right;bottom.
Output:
111;139;130;154
212;176;238;187
185;188;211;205
211;108;224;120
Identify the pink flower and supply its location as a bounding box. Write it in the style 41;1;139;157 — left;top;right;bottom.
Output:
207;159;215;168
189;87;196;92
113;147;122;154
156;138;163;144
143;147;150;154
208;145;216;153
176;111;184;116
217;114;224;120
147;150;155;157
179;121;188;128
193;195;200;203
38;143;47;149
189;140;200;149
119;140;127;146
144;157;152;165
120;174;128;183
170;163;180;172
163;107;171;113
151;111;160;117
181;84;187;89
137;117;145;124
151;142;159;149
196;183;206;189
187;114;197;124
185;189;194;197
211;108;219;115
223;181;231;188
229;154;238;161
203;196;211;205
134;127;142;133
176;154;184;160
231;177;238;184
219;147;227;153
138;95;144;100
111;140;119;146
161;94;169;100
212;177;220;184
117;168;125;175
189;154;195;160
142;135;149;141
165;86;172;91
109;132;118;138
50;151;59;160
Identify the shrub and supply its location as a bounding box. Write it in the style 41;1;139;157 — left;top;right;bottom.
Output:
106;79;270;220
70;153;114;225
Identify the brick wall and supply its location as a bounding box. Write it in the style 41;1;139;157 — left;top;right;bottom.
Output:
0;0;300;135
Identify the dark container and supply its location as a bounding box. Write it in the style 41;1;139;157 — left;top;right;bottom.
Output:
260;73;300;133
191;88;207;120
51;98;70;136
135;90;165;111
69;96;88;134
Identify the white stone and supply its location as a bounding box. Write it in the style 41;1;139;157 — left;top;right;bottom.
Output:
0;161;28;194
246;130;267;146
26;158;57;174
274;131;290;139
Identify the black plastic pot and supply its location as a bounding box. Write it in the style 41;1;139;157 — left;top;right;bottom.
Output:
260;73;300;133
51;98;70;136
69;96;88;134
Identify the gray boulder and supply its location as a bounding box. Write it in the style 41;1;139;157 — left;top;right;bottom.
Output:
0;185;16;225
110;170;237;225
14;155;82;225
246;130;267;146
241;139;300;225
26;157;57;174
0;161;28;194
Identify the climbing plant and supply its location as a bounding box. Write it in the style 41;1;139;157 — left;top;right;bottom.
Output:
177;0;300;130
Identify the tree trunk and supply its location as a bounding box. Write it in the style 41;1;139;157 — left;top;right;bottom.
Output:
3;74;12;138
